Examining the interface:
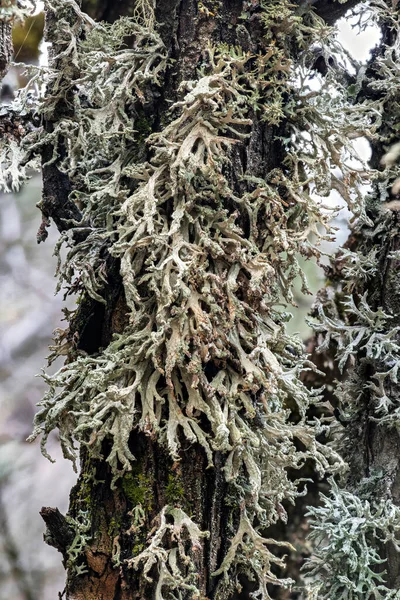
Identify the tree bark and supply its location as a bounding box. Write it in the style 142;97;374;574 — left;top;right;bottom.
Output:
0;21;12;81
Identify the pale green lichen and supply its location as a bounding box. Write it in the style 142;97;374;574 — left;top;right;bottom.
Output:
314;293;400;373
126;505;209;600
304;480;400;599
310;0;400;425
29;44;344;501
306;2;400;597
65;510;91;576
0;0;35;22
26;4;350;595
213;508;295;594
2;0;394;596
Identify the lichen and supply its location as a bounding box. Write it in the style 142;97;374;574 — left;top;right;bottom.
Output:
0;0;35;22
309;1;400;427
304;479;400;599
24;32;347;592
126;505;209;600
213;508;295;593
305;2;400;596
2;0;393;596
65;510;91;576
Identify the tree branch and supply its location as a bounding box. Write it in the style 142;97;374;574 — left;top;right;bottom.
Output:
40;507;74;559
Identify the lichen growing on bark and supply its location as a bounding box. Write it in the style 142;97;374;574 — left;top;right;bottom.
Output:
2;0;397;597
305;1;400;596
126;505;210;599
0;0;35;22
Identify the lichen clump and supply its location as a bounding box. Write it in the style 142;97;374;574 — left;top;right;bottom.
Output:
0;0;35;22
304;2;400;597
305;480;400;599
1;0;396;597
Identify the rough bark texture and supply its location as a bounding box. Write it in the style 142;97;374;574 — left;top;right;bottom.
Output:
0;23;12;79
0;22;12;82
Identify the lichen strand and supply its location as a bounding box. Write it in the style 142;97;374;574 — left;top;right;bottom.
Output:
1;0;387;597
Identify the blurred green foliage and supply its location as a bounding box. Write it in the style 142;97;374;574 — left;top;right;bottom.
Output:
12;12;44;62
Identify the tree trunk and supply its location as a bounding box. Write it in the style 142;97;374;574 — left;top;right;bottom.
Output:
42;2;293;598
6;0;398;598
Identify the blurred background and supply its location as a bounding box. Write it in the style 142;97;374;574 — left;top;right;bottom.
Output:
0;3;381;599
0;6;77;599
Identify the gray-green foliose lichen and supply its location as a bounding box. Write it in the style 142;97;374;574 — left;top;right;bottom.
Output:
3;0;398;597
305;2;400;597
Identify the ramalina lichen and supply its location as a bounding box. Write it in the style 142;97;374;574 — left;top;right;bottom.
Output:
305;480;400;599
2;0;393;596
310;0;400;434
126;505;209;598
306;1;400;597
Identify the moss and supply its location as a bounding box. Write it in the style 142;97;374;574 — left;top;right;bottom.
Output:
135;113;152;137
131;542;145;557
165;473;185;506
108;516;122;538
69;468;93;515
122;470;153;512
